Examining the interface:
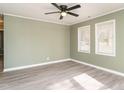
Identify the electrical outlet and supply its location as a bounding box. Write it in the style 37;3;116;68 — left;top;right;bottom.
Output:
46;57;50;61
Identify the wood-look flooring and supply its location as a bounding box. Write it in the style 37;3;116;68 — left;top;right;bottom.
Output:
0;61;124;90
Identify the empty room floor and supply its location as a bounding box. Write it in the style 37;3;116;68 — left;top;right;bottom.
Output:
0;61;124;90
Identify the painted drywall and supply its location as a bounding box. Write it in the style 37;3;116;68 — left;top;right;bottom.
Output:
70;9;124;73
4;15;70;69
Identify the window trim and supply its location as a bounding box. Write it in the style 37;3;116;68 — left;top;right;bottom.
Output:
78;25;90;53
95;19;116;56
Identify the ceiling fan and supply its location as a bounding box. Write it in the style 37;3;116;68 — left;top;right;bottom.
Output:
45;3;81;20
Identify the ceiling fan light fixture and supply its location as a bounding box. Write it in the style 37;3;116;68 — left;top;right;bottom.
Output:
61;12;67;16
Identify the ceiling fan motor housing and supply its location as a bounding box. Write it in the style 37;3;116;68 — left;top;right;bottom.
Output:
60;5;67;12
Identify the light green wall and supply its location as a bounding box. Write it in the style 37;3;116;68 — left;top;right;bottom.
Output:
70;9;124;73
4;9;124;73
4;15;70;69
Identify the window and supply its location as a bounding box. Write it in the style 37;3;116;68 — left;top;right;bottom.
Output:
95;20;116;56
78;25;90;53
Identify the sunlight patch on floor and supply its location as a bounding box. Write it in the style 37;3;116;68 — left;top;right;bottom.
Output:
73;73;104;89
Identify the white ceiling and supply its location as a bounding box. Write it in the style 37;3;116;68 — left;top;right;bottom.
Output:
0;3;124;25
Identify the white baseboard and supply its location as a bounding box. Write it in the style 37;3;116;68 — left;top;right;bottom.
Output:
4;58;71;72
71;58;124;77
4;58;124;77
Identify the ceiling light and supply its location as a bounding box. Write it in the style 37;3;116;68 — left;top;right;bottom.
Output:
61;12;67;16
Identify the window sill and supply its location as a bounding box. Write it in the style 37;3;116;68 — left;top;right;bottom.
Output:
95;52;116;57
78;50;90;54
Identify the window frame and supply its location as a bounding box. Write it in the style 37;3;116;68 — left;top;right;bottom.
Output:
78;25;90;53
95;19;116;56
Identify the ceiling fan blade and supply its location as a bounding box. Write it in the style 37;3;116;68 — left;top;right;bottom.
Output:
67;5;81;11
59;15;63;20
51;3;61;10
45;11;60;15
67;12;79;17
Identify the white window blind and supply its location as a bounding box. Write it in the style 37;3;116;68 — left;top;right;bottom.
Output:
95;20;116;56
78;25;90;53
